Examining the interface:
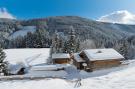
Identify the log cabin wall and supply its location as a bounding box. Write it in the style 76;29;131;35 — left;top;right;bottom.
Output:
53;58;70;64
73;59;85;69
90;59;122;70
79;51;92;68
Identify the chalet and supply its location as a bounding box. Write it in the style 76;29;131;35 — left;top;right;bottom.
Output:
73;48;124;72
52;53;70;64
72;53;85;70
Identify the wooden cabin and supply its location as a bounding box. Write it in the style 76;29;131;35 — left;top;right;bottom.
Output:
73;53;85;69
52;53;70;64
73;48;124;72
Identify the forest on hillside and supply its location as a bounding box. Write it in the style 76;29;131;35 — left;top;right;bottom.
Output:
0;16;135;59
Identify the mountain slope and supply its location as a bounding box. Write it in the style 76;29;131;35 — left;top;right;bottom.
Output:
0;16;135;49
0;16;135;39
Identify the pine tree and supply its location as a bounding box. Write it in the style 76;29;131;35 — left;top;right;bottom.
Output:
76;37;80;52
33;29;49;48
52;30;60;53
67;26;77;53
47;46;53;64
63;41;68;53
25;32;34;48
0;45;8;75
118;41;129;60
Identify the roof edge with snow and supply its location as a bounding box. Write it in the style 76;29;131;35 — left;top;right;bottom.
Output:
82;48;124;61
52;53;70;59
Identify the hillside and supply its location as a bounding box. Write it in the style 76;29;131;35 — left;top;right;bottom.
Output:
21;16;135;40
1;16;135;40
0;16;135;59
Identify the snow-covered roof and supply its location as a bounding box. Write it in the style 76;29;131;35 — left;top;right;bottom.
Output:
74;53;85;62
9;64;24;74
31;64;70;71
82;48;124;61
52;53;70;59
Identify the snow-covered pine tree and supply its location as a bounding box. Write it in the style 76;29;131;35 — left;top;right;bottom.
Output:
0;45;8;75
76;37;80;52
80;39;96;50
58;38;63;53
67;26;77;53
63;41;68;53
48;30;62;63
47;45;53;64
33;29;42;48
25;32;34;48
118;41;129;60
33;29;47;48
52;30;60;53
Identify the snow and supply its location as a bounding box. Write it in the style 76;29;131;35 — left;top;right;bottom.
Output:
9;26;36;39
31;64;70;71
0;79;72;89
83;48;124;61
4;48;50;66
27;70;68;78
73;53;85;62
1;48;135;89
0;60;135;89
0;8;15;19
52;53;70;59
8;63;24;74
79;61;135;89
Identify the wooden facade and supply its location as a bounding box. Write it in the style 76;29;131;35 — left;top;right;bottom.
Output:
52;53;71;64
53;58;70;64
88;59;122;70
73;49;124;72
73;59;85;69
72;53;85;69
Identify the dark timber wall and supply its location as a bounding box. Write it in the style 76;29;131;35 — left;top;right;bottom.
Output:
53;58;70;64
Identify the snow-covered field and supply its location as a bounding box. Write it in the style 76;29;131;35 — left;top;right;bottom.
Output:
1;48;135;89
0;61;135;89
9;26;36;39
4;48;50;66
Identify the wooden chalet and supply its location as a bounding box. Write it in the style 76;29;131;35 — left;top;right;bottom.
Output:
72;53;85;70
73;48;124;72
52;53;70;64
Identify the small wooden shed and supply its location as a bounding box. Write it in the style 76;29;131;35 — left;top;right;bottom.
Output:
73;48;124;72
52;53;70;64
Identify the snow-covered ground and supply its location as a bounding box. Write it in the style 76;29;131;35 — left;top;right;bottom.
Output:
1;48;135;89
0;60;135;89
9;26;36;39
4;48;50;66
